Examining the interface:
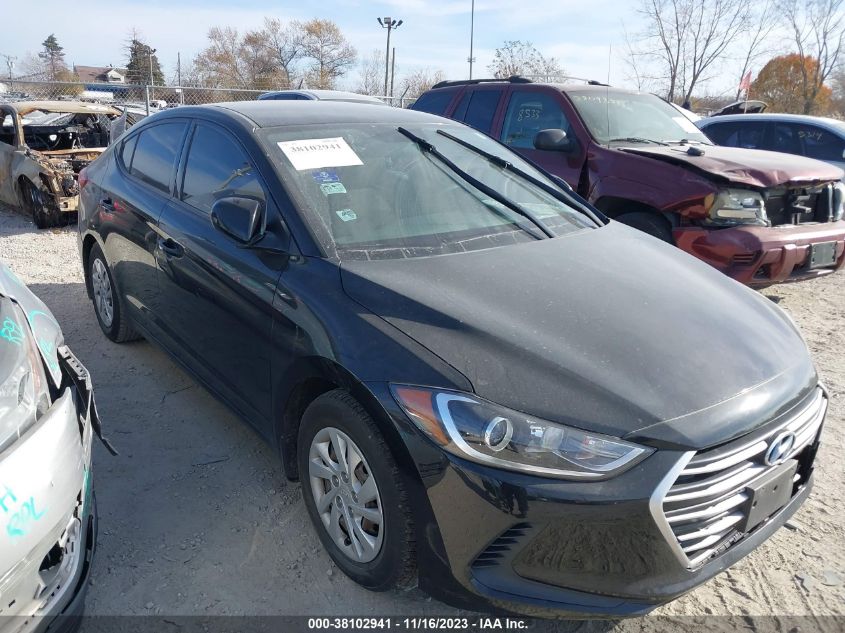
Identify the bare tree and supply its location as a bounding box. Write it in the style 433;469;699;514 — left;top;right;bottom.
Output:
193;27;246;87
399;68;446;100
262;18;303;88
193;26;282;89
779;0;845;114
734;0;779;98
355;49;385;95
488;41;564;79
634;0;749;102
300;19;357;89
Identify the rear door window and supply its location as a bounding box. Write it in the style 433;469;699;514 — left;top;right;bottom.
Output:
180;123;265;214
129;122;186;193
501;91;572;149
705;121;766;149
461;90;503;134
410;90;455;115
767;123;802;154
119;134;138;169
796;124;845;162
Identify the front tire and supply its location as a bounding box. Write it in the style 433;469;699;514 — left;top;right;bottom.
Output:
21;179;61;229
86;244;140;343
298;390;416;591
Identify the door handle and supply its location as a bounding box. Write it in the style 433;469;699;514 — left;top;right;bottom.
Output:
100;198;114;211
158;237;184;258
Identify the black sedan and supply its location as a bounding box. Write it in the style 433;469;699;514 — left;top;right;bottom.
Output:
77;101;826;617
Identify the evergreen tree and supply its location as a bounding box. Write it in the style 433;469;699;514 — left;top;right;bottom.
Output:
125;38;164;85
38;34;66;80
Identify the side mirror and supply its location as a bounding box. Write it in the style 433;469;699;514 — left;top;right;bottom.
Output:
211;196;264;244
534;128;574;152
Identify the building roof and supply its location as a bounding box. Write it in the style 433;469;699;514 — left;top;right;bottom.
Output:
73;65;127;83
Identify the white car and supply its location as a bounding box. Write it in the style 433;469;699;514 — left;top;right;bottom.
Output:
0;263;110;632
699;113;845;175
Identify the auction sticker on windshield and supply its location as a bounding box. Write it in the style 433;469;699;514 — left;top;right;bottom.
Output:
278;137;363;171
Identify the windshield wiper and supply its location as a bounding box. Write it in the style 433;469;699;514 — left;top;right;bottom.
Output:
607;137;669;146
435;129;604;226
396;127;555;239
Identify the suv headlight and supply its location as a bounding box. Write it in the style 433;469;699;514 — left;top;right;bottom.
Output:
706;189;768;226
391;386;652;479
0;302;51;453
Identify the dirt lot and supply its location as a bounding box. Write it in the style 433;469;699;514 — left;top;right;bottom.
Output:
0;204;843;628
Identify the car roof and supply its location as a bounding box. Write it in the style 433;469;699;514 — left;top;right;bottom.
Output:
161;100;445;128
700;112;845;133
260;89;385;103
424;81;645;98
2;100;121;117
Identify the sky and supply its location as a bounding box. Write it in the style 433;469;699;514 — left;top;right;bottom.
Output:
4;0;746;96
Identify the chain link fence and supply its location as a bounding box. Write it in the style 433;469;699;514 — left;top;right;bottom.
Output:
0;79;415;113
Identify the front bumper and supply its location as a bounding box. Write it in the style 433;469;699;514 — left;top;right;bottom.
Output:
0;351;98;633
392;388;826;618
674;220;845;285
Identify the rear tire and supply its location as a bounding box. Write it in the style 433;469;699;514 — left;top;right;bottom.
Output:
21;179;61;229
86;244;140;343
616;211;674;244
298;389;416;591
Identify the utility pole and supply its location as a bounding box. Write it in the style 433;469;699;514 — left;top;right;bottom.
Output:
390;47;396;103
177;51;182;87
148;47;157;100
377;17;402;97
468;0;476;79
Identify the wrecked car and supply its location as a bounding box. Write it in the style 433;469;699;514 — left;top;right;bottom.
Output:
412;80;845;285
0;101;121;229
0;262;111;631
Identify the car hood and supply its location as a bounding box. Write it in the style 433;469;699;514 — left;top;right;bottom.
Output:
621;144;844;188
340;223;816;450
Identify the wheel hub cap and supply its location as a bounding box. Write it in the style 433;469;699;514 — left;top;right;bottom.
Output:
308;427;384;563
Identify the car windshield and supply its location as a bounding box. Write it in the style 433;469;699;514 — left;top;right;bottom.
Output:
568;90;712;145
259;122;596;259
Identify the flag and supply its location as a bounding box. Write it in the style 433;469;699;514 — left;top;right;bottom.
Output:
739;71;752;92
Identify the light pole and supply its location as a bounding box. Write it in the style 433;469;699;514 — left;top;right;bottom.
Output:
377;17;402;97
468;0;475;79
148;47;157;99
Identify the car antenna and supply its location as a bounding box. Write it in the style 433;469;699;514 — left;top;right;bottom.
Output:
605;43;611;144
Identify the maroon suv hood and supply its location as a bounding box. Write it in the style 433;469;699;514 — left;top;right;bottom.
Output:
621;144;843;188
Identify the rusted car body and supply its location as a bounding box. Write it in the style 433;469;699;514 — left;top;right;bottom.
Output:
0;101;120;228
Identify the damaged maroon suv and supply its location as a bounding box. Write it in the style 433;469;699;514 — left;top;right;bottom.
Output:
412;78;845;285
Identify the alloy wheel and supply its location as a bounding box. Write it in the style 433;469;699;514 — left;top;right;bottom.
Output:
308;427;384;563
91;258;114;327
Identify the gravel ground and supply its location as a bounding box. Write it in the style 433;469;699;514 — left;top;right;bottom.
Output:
0;204;843;628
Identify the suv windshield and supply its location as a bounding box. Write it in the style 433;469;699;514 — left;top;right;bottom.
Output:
260;123;596;259
568;90;711;145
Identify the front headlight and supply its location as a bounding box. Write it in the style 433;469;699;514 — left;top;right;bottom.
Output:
0;301;51;453
391;386;652;479
706;188;768;226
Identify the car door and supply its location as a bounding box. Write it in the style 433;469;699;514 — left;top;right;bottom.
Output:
499;87;586;187
154;120;289;430
0;105;23;205
98;120;188;334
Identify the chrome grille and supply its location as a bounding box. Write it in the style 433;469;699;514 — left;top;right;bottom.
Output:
660;388;826;568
